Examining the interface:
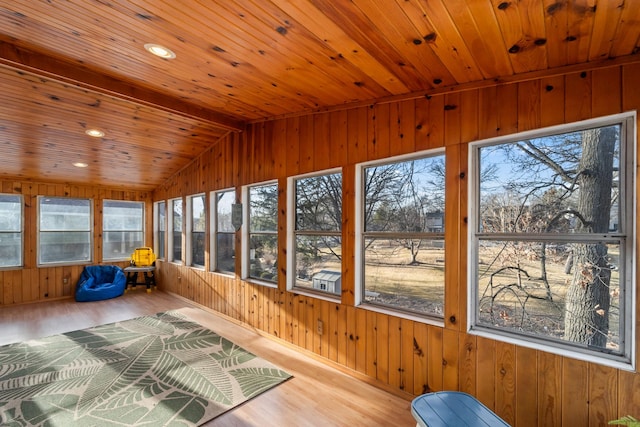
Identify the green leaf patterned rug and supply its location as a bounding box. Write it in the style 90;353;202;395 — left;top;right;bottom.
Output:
0;310;292;426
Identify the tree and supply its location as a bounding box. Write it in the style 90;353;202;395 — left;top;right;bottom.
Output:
563;127;616;347
364;157;444;264
478;125;620;349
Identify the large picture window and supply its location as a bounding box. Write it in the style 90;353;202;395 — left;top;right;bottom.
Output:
469;113;635;368
288;170;342;297
154;201;166;259
38;197;92;265
0;194;23;268
103;200;144;261
168;197;183;263
187;194;206;268
243;181;278;284
211;189;236;274
357;152;445;318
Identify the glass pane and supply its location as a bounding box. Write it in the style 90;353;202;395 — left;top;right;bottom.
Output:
216;232;235;273
157;230;166;259
173;231;182;262
249;184;277;232
249;234;277;281
0;232;21;267
158;201;166;232
479;125;621;234
295;173;342;231
191;195;206;232
39;231;91;263
0;195;21;232
364;238;445;317
364;155;445;233
191;231;205;267
476;239;622;353
293;235;342;295
172;199;182;229
103;231;143;260
216;191;236;233
156;201;166;259
40;198;91;231
103;200;143;231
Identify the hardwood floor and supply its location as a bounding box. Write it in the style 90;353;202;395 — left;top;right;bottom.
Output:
0;290;416;427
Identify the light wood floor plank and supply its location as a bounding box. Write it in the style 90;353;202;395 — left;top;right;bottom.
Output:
0;290;415;426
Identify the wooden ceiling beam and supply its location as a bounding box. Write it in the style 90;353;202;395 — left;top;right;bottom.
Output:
0;39;245;132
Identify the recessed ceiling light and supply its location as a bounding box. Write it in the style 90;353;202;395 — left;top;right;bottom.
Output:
73;162;88;168
85;129;105;138
144;43;176;59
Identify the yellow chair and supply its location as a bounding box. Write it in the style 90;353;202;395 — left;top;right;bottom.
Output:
130;247;156;267
124;247;156;292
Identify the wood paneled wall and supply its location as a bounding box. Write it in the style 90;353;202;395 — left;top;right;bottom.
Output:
116;63;640;425
0;181;152;305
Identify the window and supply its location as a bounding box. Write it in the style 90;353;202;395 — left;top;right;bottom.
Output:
243;181;278;283
469;113;635;368
0;194;23;268
357;152;445;318
103;200;144;260
168;198;183;263
288;170;342;297
187;194;206;268
211;189;236;274
38;197;92;265
154;201;166;259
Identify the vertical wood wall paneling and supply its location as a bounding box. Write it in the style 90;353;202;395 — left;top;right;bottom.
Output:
478;86;499;140
368;103;391;161
365;310;378;378
286;117;301;177
476;336;497;410
588;364;618;425
400;318;415;393
345;305;356;370
329;109;348;169
495;341;516;425
375;311;390;384
444;95;462;334
388;315;402;390
354;307;368;374
537;351;562;425
341;156;356;304
146;65;640;426
562;359;589;426
413;321;429;394
427;94;445;148
515;346;538;426
298;115;314;175
458;333;476;395
0;180;149;306
540;75;566;128
427;325;444;392
442;328;459;390
619;62;640;419
347;106;369;165
565;71;592;123
496;83;519;136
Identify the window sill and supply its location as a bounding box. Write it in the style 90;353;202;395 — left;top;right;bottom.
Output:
358;302;445;327
37;261;92;268
289;286;341;303
211;270;236;278
244;278;278;289
468;325;635;372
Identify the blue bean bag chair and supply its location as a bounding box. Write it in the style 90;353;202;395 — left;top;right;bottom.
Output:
75;265;126;302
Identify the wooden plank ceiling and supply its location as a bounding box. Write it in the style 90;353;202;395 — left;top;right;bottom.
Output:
0;0;639;191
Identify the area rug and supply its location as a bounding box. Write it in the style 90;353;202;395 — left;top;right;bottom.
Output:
0;310;292;426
